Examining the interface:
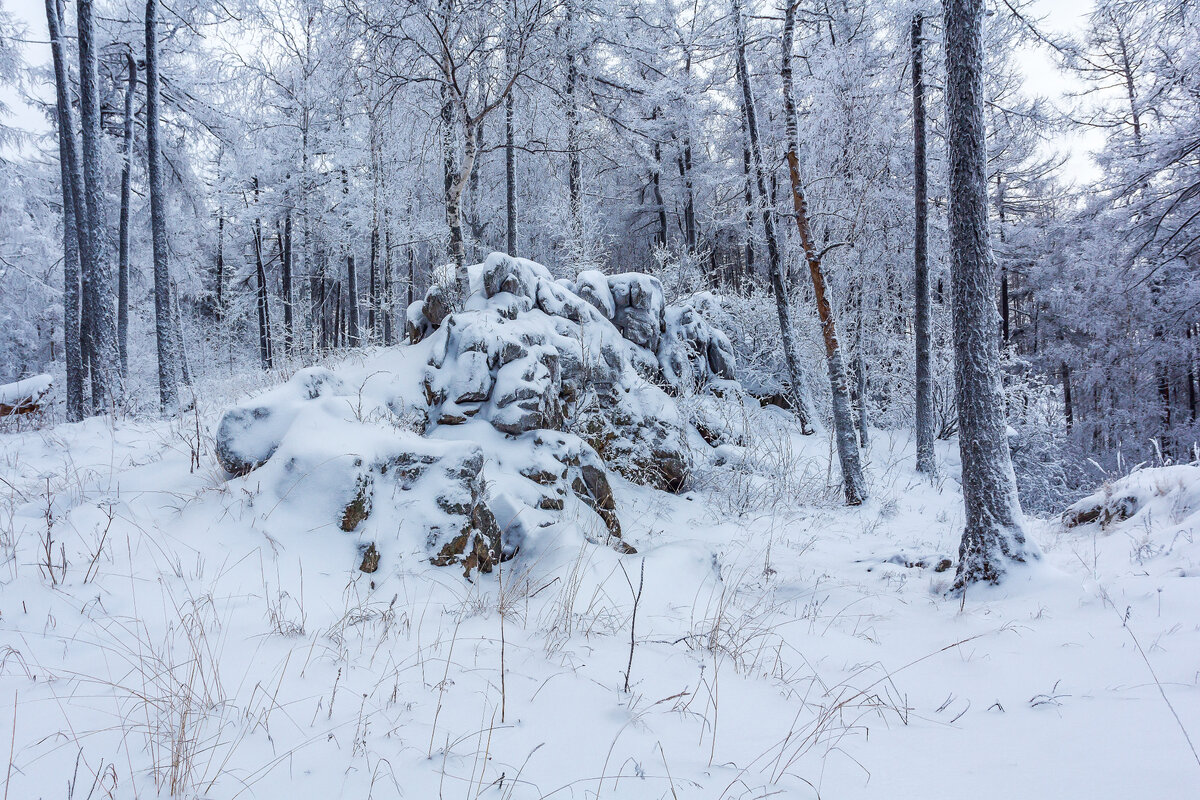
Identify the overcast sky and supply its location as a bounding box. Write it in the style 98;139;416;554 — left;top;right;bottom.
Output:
2;0;1100;176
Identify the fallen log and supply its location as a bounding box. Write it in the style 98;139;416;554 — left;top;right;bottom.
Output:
0;374;53;416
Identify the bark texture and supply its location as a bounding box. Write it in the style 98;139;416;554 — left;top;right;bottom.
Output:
146;0;181;411
78;0;121;406
944;0;1037;588
913;15;936;476
118;51;136;379
46;0;85;421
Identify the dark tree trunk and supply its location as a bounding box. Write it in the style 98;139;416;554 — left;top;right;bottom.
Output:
382;210;394;345
146;0;181;411
215;212;225;319
1062;362;1073;429
78;0;121;407
565;0;583;249
945;0;1035;589
253;178;273;369
741;141;755;280
913;14;936;475
118;51;136;379
280;213;294;354
368;226;379;339
505;89;517;256
46;0;85;421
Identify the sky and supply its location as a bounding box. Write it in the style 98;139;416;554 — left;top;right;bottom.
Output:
2;0;1100;176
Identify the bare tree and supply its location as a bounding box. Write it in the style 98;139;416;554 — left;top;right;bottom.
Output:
77;0;121;406
118;51;136;379
912;13;936;476
45;0;84;420
944;0;1037;588
764;0;866;504
146;0;182;410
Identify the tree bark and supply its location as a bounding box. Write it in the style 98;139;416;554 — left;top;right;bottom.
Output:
565;0;583;250
776;0;822;436
913;14;936;476
945;0;1035;589
118;51;136;379
78;0;121;407
253;177;273;368
505;89;517;255
280;212;294;353
146;0;181;411
46;0;85;421
342;169;360;346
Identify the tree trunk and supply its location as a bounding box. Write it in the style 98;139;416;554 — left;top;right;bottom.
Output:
383;212;394;345
1061;362;1073;429
565;0;583;251
913;14;936;476
945;0;1035;589
342;169;360;346
46;0;85;421
253;178;273;369
784;149;869;506
118;51;136;379
505;89;517;255
146;0;181;411
775;0;823;437
280;212;294;353
78;0;121;407
170;279;191;388
216;210;227;315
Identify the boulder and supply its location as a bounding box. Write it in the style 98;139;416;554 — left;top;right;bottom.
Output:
215;367;350;476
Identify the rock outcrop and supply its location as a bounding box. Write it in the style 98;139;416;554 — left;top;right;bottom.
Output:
212;253;743;579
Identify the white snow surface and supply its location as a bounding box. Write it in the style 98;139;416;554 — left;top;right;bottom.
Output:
1;350;1198;798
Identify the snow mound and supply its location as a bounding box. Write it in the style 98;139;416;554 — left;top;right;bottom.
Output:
1062;464;1200;577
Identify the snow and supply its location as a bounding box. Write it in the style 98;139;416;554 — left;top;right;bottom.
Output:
0;373;52;407
1;351;1198;798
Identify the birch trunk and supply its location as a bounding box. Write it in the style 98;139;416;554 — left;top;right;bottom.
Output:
944;0;1036;589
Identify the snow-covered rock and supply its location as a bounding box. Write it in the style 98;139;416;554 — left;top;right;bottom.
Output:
214;367;350;475
211;253;743;577
413;253;741;492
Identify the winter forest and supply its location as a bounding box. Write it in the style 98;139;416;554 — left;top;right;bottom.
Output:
1;0;1199;796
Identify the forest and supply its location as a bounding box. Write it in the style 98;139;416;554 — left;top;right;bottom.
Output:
1;0;1199;797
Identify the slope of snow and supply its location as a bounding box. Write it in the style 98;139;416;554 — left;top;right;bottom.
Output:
1;351;1198;799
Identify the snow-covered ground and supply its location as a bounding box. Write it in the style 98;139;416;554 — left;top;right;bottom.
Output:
1;348;1198;799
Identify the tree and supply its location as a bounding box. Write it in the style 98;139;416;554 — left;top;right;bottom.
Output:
762;0;867;505
118;51;136;380
45;0;85;421
77;0;121;406
944;0;1037;588
146;0;182;410
912;13;936;476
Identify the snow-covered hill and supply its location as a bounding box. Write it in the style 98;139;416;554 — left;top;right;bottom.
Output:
1;347;1198;798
